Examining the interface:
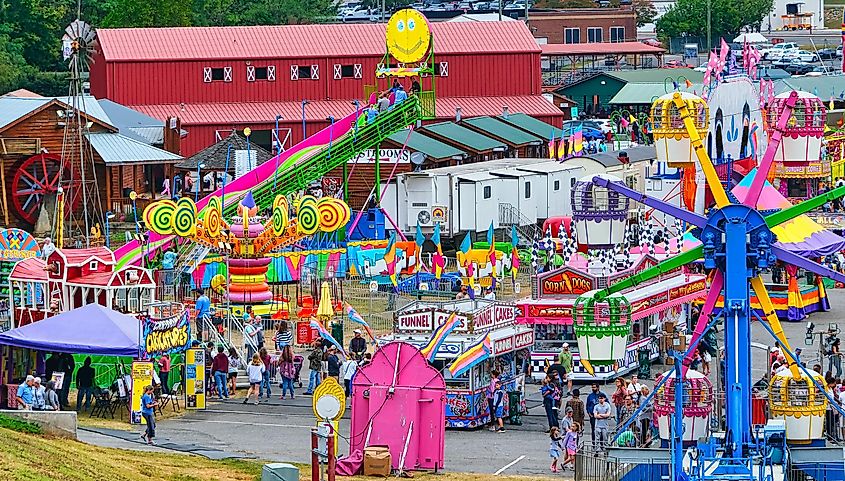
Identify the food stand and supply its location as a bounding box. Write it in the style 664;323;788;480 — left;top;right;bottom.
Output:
382;299;533;428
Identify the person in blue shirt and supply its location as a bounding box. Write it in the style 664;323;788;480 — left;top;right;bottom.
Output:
15;375;35;410
140;385;158;444
194;288;211;341
585;383;608;444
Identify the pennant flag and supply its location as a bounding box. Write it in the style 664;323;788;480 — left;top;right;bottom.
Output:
310;318;347;355
459;231;472;255
420;312;461;362
448;333;491;377
628;114;637;124
685;78;693;88
384;230;398;287
486;221;497;278
571;123;583;156
548;129;557;160
510;225;520;284
431;222;445;280
831;98;836;110
415;222;425;273
619;116;629;129
345;302;375;340
672;80;679;90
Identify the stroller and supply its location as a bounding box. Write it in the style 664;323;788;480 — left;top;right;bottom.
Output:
293;355;304;388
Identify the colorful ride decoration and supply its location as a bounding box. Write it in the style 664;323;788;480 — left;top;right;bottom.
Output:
653;369;714;446
572;292;631;375
651;92;709;169
571;174;629;248
768;368;827;444
142;192;350;304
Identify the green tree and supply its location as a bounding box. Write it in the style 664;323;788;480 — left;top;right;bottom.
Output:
536;0;597;7
101;0;193;27
0;0;72;71
241;0;337;25
656;0;772;40
633;0;657;27
0;28;30;93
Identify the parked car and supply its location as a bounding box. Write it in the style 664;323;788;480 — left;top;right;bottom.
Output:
803;66;830;77
642;38;662;48
817;48;837;60
761;42;799;60
664;59;690;68
561;125;604;140
838;45;843;58
757;66;791;80
781;50;819;63
591;118;614;134
784;62;815;75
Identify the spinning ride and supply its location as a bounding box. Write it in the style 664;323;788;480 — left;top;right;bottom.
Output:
575;91;845;480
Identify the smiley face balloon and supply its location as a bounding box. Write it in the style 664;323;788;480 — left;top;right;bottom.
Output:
386;9;432;64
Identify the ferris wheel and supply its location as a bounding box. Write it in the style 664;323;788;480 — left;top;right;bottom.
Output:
572;90;845;480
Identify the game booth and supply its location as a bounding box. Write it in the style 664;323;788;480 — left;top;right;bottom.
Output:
381;298;532;428
517;255;707;380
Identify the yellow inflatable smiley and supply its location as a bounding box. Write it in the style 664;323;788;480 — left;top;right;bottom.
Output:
386;9;431;64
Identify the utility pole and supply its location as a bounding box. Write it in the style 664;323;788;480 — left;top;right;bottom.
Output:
706;0;711;54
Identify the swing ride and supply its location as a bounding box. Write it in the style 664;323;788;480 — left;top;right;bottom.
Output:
571;90;845;480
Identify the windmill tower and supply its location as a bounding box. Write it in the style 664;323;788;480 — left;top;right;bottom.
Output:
57;17;103;248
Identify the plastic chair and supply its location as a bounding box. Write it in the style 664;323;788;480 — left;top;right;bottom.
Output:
89;390;114;419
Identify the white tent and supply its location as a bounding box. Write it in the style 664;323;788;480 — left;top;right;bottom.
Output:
733;32;768;44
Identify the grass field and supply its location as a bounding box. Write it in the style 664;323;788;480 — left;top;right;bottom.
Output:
0;426;558;481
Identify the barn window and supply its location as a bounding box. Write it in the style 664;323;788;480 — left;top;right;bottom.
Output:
483;186;492;199
89;260;99;270
254;67;269;80
209;68;226;81
587;27;602;43
564;28;580;44
435;61;449;77
334;64;358;79
610;26;625;43
554;180;560;191
524;181;531;199
294;65;316;80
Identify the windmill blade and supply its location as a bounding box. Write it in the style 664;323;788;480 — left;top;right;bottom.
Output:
592;175;706;228
672;92;730;208
593;245;703;301
749;276;802;380
771;245;845;284
682;271;723;374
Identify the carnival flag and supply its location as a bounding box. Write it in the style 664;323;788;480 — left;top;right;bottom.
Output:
549;129;557;160
619;115;629;129
448;333;492;377
841;7;845;73
420;312;461;362
459;231;472;255
510;225;520;285
486;221;497;278
345;303;375;341
310;318;347;355
431;222;445;280
384;230;398;287
415;221;425;273
685;78;693;89
572;123;584;156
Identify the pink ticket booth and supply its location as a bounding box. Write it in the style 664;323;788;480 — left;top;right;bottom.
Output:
350;341;446;471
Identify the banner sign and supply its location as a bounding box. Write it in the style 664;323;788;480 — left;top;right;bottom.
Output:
351;149;411;163
0;228;41;261
130;361;154;424
184;348;206;410
141;302;191;358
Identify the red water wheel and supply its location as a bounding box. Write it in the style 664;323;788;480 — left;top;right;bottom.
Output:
11;153;80;225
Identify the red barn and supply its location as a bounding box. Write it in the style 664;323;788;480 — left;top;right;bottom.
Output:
90;22;562;156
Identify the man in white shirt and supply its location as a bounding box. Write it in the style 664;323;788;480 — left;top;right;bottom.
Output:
340;358;358;398
627;375;644;398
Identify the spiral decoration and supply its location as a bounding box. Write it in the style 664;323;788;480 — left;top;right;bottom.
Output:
297;195;319;235
272;200;288;236
173;197;197;237
317;197;350;232
205;197;222;238
143;200;177;235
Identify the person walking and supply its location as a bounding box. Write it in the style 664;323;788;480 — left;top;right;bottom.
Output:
226;347;240;396
279;346;296;400
259;347;273;399
541;376;559;433
566;388;586;431
340;355;357;397
211;345;230;400
75;357;96;412
558;343;574;392
157;353;171;395
305;340;323;395
244;353;265;405
549;426;564;473
140;385;158;445
243;319;258;359
491;380;506;433
585;383;607;443
593;394;612;450
487;369;500;430
561;422;579;471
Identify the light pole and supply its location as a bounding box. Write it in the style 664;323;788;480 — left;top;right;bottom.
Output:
706;0;711;55
274;114;283;156
195;162;205;202
105;211;115;248
222;142;232;209
273;115;283;191
301;100;310;142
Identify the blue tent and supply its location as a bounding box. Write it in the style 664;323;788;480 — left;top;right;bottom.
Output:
0;304;141;356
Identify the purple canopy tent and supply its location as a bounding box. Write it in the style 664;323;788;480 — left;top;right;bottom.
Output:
0;304;142;357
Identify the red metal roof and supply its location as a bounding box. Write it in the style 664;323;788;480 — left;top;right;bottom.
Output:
58;247;116;266
9;258;48;282
97;22;541;62
130;96;562;127
541;42;665;56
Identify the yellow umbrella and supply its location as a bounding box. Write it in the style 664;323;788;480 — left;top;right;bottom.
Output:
316;281;334;319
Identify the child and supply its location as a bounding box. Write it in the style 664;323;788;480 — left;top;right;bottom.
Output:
492;380;506;433
561;422;579;470
560;406;575;432
549;426;564;473
566;388;586;432
140;385;158;445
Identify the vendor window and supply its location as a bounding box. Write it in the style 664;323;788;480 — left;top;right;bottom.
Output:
483;186;492;199
553;180;560;191
524;181;531;199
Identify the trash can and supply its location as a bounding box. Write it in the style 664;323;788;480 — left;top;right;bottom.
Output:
507;391;523;425
638;346;652;379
